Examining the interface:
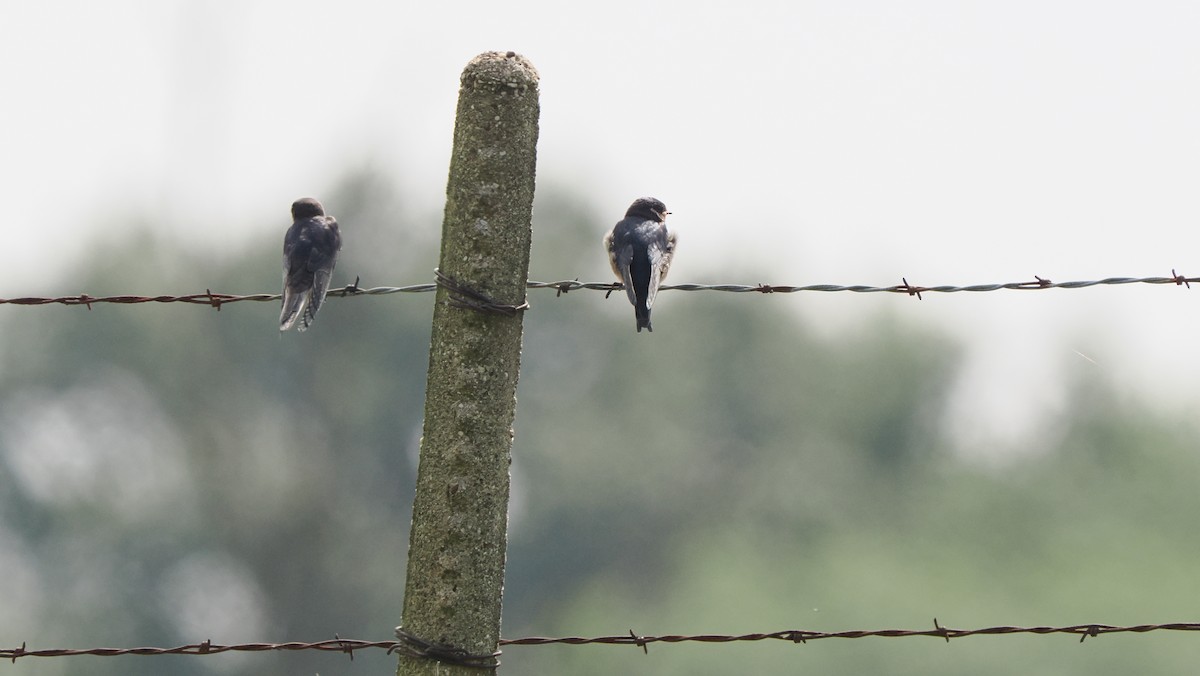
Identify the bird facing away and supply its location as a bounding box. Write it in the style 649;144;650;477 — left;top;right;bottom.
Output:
280;198;342;332
604;197;677;332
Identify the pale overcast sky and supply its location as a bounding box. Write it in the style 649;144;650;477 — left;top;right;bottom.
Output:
3;1;1199;454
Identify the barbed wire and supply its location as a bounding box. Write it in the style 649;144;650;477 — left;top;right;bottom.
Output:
0;270;1193;309
6;620;1200;663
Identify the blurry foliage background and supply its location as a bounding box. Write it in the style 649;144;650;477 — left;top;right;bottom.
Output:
2;173;1199;676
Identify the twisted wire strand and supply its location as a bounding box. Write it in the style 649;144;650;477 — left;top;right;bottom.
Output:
0;271;1193;308
6;621;1200;661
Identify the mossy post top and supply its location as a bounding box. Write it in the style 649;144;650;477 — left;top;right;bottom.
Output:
460;51;539;92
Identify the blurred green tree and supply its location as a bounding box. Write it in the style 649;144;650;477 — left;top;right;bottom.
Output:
1;174;1197;676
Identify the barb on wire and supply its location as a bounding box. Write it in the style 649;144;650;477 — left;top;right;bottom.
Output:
8;620;1200;662
0;271;1195;309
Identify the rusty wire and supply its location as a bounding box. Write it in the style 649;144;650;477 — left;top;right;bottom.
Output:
6;620;1200;662
0;270;1194;309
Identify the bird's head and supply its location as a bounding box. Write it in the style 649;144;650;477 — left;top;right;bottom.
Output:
625;197;670;223
291;198;326;220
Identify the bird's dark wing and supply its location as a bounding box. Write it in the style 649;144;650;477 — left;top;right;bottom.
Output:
645;228;677;310
614;243;638;307
280;222;313;331
302;220;339;273
297;218;341;332
605;220;641;307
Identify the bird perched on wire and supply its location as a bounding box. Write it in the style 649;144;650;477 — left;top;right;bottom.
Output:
280;197;342;332
604;197;677;332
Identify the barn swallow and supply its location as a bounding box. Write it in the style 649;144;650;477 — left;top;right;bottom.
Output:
604;197;677;332
280;198;342;332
